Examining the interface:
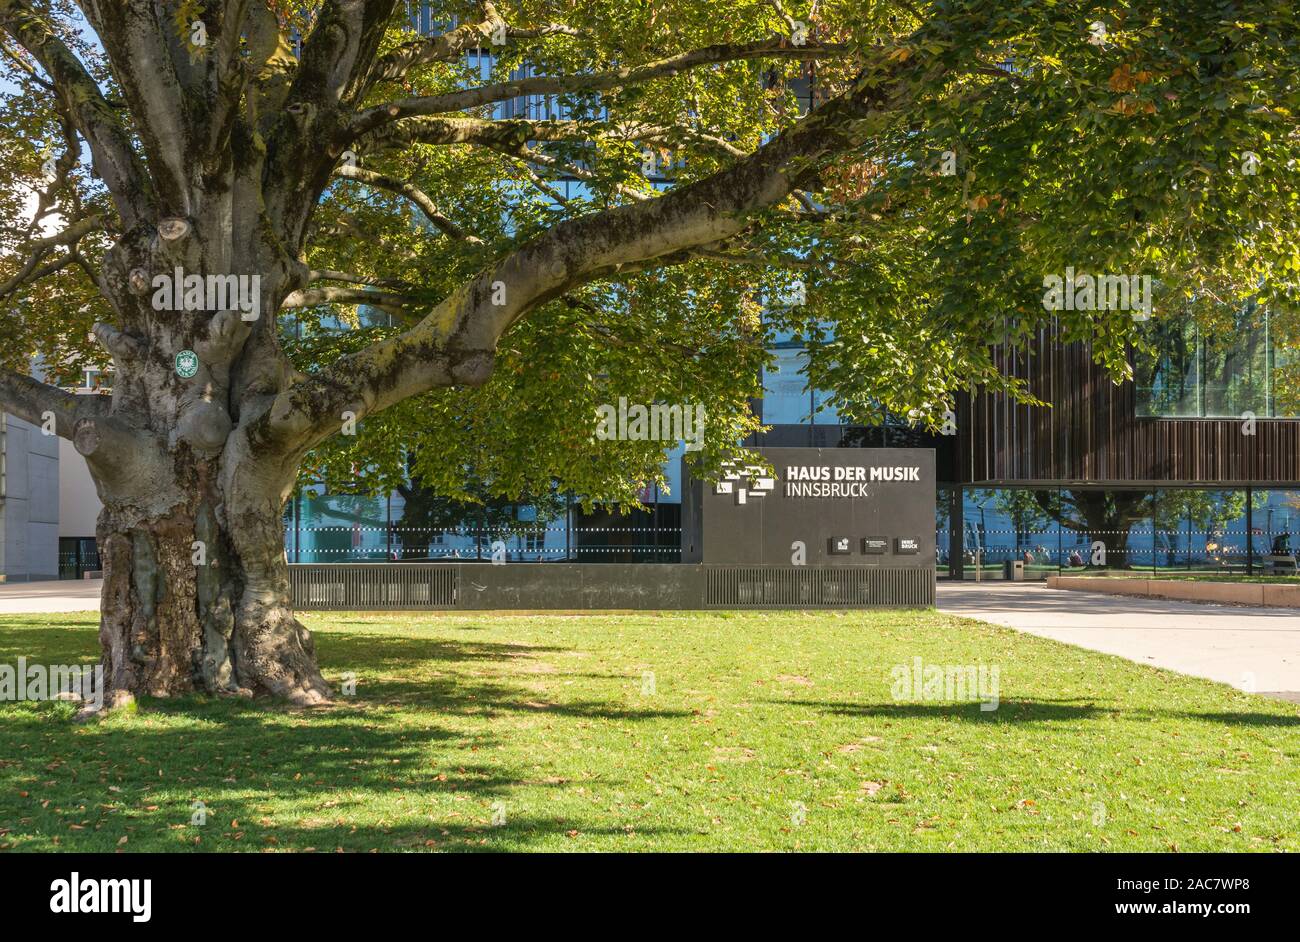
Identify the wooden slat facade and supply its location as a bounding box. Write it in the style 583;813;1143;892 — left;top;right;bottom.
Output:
955;325;1300;486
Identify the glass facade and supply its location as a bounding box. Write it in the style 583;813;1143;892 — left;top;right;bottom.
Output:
282;490;685;564
942;487;1300;580
1251;490;1300;574
1135;307;1297;418
762;346;815;425
283;439;692;564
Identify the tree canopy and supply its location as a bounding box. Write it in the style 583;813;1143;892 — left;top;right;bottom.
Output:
2;0;1297;510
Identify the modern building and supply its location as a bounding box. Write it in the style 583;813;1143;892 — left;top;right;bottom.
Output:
11;363;109;576
278;307;1300;582
939;312;1300;579
58;435;101;578
0;412;60;581
278;8;1300;582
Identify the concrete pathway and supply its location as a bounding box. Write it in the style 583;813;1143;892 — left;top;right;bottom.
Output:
938;581;1300;701
0;578;101;613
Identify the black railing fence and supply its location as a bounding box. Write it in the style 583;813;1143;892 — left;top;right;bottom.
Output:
281;525;683;564
943;527;1296;580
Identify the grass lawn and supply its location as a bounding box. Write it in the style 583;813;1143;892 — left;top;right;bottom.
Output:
1;609;1296;852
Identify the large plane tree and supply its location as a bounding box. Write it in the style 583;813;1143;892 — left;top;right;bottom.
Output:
0;0;1294;706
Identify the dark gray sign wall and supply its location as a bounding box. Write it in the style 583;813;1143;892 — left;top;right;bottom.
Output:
682;447;937;567
290;562;935;610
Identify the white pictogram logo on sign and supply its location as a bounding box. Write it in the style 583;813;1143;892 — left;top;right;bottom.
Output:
713;463;776;506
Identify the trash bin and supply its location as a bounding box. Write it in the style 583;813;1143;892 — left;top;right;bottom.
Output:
1004;559;1025;581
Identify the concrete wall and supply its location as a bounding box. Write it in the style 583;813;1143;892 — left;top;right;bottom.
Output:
1;414;60;581
57;437;101;538
290;562;936;611
1046;574;1300;609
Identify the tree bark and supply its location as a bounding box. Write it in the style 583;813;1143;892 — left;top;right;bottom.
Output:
92;442;330;706
73;226;333;706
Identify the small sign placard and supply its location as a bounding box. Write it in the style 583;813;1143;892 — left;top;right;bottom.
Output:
175;350;199;378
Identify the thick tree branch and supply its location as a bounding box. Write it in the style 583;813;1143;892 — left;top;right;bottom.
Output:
268;53;928;448
308;269;411;289
334;163;483;243
281;285;423;310
367;2;580;88
0;0;152;224
0;368;107;440
203;0;256;159
77;1;192;213
351;37;857;139
265;1;403;248
288;0;398;110
358;115;589;153
29;212;104;250
359;114;749;164
693;246;823;269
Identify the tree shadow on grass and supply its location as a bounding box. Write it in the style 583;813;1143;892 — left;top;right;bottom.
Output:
317;632;691;722
0;625;691;852
232;815;692;853
778;698;1107;723
318;633;569;668
0;700;683;852
315;618;498;631
1168;709;1300;727
352;675;692;721
779;697;1300;727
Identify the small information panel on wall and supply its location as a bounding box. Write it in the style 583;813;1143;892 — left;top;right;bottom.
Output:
682;447;937;567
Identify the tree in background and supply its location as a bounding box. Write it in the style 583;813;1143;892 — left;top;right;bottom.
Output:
390;476;567;559
0;1;1295;705
1151;489;1264;567
984;489;1052;557
1032;490;1152;568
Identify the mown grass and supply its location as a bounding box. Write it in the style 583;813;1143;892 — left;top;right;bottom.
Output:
0;609;1296;852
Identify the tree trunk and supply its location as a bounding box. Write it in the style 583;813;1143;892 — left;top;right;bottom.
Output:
1070;490;1145;570
1101;526;1131;570
55;189;340;709
86;413;330;707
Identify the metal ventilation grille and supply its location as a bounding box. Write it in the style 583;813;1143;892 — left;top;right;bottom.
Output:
704;567;933;608
290;565;459;610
